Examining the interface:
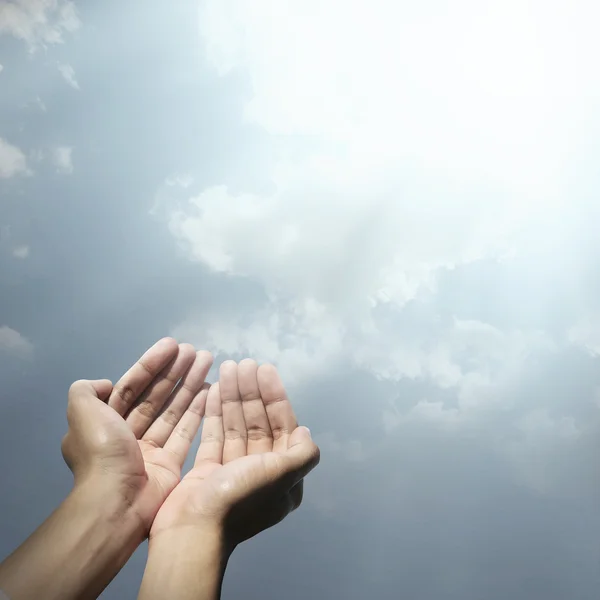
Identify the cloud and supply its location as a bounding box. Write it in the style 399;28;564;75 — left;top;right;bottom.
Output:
161;0;598;381
57;63;79;90
0;0;80;49
568;316;600;356
159;0;600;498
0;137;28;178
12;245;30;259
0;326;33;359
52;145;73;174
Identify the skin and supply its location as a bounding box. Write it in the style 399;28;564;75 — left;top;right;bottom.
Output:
138;359;321;600
0;341;320;599
0;338;213;600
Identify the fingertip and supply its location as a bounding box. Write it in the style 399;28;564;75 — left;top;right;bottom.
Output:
91;379;113;401
189;382;211;412
219;360;238;383
196;350;214;365
154;337;179;354
206;381;221;403
238;358;258;369
178;342;196;357
257;362;276;376
68;378;113;401
289;426;319;461
290;425;312;445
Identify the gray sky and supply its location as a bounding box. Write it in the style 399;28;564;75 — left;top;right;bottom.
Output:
2;1;600;598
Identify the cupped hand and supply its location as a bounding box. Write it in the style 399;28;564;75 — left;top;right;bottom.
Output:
149;359;320;550
61;338;213;533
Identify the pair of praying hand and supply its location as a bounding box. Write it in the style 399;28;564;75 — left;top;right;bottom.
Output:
0;338;320;600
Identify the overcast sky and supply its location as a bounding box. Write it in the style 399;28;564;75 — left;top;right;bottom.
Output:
2;1;600;598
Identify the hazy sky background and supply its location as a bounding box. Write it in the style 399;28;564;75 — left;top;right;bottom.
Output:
2;1;600;598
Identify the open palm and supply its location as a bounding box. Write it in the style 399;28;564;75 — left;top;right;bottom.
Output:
150;359;320;548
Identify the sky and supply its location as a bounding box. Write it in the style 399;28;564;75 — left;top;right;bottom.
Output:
1;0;600;598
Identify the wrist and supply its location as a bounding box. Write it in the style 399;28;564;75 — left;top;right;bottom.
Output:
139;526;232;600
72;475;147;540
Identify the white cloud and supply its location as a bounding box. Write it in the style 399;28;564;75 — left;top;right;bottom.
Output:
12;245;29;259
57;63;79;89
161;0;600;497
52;145;73;174
165;174;194;189
0;137;28;178
163;0;596;384
199;0;594;193
568;316;600;356
0;0;80;49
170;0;595;338
0;326;33;359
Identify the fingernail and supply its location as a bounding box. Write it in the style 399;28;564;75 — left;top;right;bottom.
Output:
303;426;312;437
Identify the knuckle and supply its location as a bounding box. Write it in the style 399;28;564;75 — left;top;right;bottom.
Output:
224;428;247;442
247;426;272;442
135;400;157;420
203;432;224;444
173;425;193;442
270;425;289;441
160;407;180;427
240;390;261;403
115;384;136;408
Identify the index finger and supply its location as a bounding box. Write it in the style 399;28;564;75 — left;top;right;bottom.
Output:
108;338;179;416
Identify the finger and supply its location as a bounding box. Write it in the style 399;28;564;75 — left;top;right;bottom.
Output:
195;382;224;466
220;360;248;463
69;379;113;403
91;379;113;401
108;338;179;416
281;426;320;487
125;343;196;438
257;364;297;453
143;351;213;447
238;359;273;454
66;379;113;425
163;383;210;463
219;427;318;508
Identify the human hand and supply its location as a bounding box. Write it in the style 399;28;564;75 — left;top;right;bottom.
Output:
138;359;320;599
61;338;213;534
0;338;213;600
149;359;320;548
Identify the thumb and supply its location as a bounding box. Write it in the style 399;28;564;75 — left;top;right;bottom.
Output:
69;379;113;402
288;426;313;448
90;379;113;401
281;426;320;485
